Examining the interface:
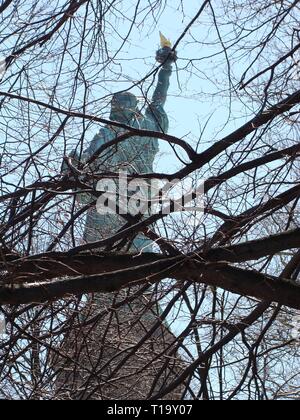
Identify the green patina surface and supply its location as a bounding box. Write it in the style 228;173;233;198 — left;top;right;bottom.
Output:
71;61;174;251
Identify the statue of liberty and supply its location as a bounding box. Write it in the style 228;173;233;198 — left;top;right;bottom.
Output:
58;35;183;400
68;33;177;253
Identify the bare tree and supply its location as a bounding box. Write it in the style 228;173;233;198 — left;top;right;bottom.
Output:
0;0;300;400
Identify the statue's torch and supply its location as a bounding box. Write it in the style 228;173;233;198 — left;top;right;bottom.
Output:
156;32;177;64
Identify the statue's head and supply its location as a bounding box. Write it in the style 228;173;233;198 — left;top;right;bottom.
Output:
110;92;138;123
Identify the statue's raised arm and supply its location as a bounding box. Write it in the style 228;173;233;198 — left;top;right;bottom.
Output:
144;32;177;134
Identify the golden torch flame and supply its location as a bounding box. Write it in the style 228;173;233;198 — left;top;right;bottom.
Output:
159;32;172;48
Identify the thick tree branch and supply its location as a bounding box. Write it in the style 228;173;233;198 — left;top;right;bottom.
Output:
204;227;300;262
1;255;300;309
0;0;13;14
2;228;300;281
